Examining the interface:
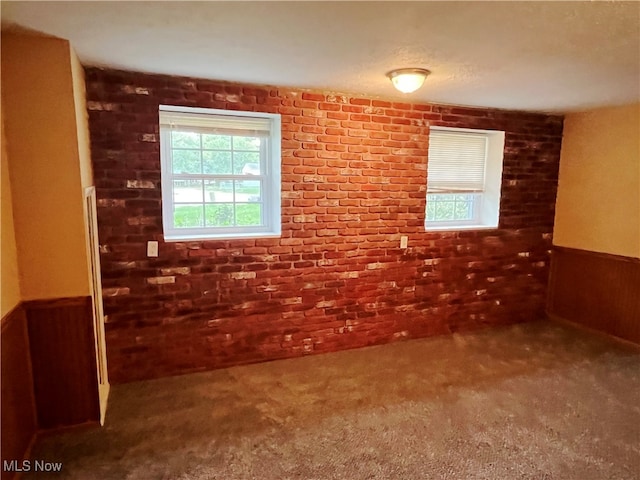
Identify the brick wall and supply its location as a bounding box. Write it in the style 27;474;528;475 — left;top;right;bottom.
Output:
85;68;563;383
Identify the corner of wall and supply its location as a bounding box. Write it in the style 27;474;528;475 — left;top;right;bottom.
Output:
70;46;95;190
1;95;23;317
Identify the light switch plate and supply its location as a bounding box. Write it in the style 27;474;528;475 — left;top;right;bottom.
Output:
400;236;408;249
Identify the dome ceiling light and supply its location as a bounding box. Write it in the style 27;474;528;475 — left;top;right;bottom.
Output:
386;68;431;94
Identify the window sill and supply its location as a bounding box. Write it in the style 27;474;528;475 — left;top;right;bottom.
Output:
164;232;282;242
424;224;498;232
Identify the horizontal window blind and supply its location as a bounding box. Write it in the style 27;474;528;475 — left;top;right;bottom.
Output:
159;110;271;137
427;130;488;192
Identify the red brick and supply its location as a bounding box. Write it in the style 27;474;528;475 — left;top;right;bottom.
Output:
301;92;325;102
319;102;341;111
350;98;371;106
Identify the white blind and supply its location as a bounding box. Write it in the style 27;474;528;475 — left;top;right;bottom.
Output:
427;130;488;192
159;109;271;137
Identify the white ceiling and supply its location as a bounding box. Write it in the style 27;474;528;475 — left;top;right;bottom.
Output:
2;1;639;113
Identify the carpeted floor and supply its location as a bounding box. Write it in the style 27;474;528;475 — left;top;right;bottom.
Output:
26;319;640;480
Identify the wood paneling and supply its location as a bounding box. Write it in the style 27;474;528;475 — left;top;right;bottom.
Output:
548;246;640;344
24;296;100;429
1;304;37;480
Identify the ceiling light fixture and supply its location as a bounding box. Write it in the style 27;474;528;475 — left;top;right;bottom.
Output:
386;68;431;94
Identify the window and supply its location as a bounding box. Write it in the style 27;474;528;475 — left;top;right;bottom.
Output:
159;106;281;241
425;126;505;230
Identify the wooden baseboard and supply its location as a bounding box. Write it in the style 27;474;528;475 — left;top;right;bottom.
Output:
547;246;640;344
547;312;640;349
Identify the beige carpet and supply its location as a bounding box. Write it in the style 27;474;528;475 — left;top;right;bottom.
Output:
26;320;640;479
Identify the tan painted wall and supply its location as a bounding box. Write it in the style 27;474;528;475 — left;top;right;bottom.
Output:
1;33;91;300
1;101;22;317
554;103;640;258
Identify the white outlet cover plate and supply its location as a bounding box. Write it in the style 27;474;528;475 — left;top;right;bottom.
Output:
147;241;159;257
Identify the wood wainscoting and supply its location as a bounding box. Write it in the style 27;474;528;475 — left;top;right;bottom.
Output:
1;303;37;480
1;296;101;477
548;246;640;344
24;296;100;429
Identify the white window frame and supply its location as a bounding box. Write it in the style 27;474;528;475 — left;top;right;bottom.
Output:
425;126;505;231
159;105;281;241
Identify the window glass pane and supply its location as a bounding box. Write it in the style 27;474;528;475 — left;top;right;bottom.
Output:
172;149;201;174
233;151;261;175
173;179;203;203
202;150;232;174
174;204;204;228
434;200;455;221
454;201;472;220
172;131;200;149
202;134;231;150
426;197;436;221
233;136;261;151
203;180;215;203
235;180;261;203
205;203;234;227
204;180;233;203
236;203;262;226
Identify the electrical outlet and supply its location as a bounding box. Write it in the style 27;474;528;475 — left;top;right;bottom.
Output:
147;241;159;257
400;236;408;249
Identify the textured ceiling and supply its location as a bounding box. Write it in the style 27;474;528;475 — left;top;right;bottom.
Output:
2;1;639;113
